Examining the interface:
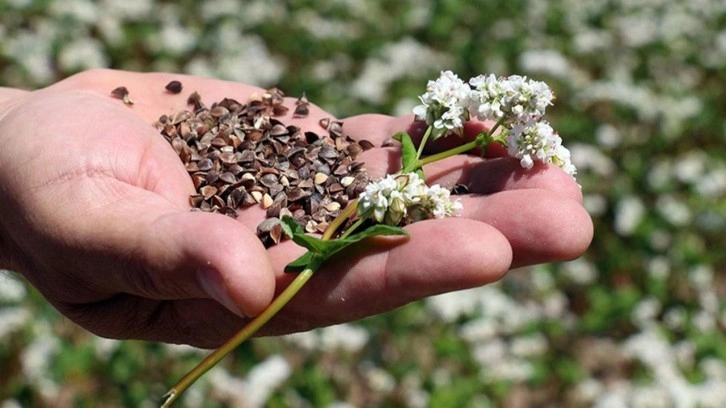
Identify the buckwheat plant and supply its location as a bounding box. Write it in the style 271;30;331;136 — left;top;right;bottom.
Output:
161;70;575;406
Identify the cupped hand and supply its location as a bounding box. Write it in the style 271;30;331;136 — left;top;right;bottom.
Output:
0;69;592;347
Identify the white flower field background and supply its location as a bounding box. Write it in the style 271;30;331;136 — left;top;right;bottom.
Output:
1;0;725;407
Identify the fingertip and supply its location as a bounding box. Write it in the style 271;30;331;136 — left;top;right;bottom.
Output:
146;211;275;317
464;189;592;268
554;198;594;262
190;213;276;316
387;218;513;295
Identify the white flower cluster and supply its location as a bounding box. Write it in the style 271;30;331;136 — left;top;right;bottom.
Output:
357;173;463;226
468;73;554;123
508;119;577;176
412;70;471;139
413;70;576;177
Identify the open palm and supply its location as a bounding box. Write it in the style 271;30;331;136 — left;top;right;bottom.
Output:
0;70;592;347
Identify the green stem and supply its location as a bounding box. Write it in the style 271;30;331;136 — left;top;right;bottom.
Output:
415;126;433;160
418;139;480;167
323;199;358;240
340;218;365;239
488;117;507;138
417;118;509;168
160;268;314;407
161;200;360;407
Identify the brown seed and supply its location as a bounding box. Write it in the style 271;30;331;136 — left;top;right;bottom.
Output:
294;93;310;117
172;110;191;125
318;145;339;161
324;201;341;212
242;191;258;206
358;140;375;151
227;164;244;175
186;162;200;173
191;173;206;189
228;186;246;208
111;86;129;99
269;223;284;244
200;185;218;199
298;178;314;189
111;86;134;105
189;194;204;207
218;151;236;164
328;121;343;138
340;176;355;187
287;187;310;201
187;91;203;109
314;172;329;185
257;217;280;233
266;200;282;219
258;173;278;188
269;182;284;197
165;80;183;94
219;172;237;184
261;193;274;209
269;123;288;136
206;170;220;184
210;106;230;118
240;172;256;183
294;103;309;117
211;195;226;208
349;161;365;172
250;190;263;203
328;183;344;194
346;143;363;159
197;158;214;172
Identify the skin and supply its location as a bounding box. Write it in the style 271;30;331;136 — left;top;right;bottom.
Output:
0;69;592;348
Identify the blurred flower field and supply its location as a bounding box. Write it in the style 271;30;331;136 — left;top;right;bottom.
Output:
1;0;725;406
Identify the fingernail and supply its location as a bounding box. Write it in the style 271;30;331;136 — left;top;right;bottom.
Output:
198;267;244;316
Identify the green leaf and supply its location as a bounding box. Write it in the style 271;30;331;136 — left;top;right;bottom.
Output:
393;131;421;174
283;218;409;273
285;251;314;272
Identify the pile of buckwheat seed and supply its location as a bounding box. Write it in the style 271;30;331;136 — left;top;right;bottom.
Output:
114;82;374;247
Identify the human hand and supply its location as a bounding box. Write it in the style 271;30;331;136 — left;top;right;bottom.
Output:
0;69;592;348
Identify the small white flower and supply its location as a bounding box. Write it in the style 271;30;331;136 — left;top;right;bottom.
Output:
413;70;472;139
422;184;463;219
357;172;462;225
468;74;554;123
506;119;577;177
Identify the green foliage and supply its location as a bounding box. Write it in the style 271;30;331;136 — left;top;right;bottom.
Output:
392;131;425;175
281;216;409;273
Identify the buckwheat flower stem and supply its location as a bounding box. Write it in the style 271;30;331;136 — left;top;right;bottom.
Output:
161;267;315;407
418;139;481;167
161;200;360;407
340;217;365;239
416;125;433;159
418;117;508;167
323;198;359;240
487;117;507;139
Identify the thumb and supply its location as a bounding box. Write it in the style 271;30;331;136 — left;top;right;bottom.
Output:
139;210;275;317
101;208;276;318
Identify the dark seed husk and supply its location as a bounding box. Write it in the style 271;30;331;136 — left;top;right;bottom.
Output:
111;86;129;99
165;80;183;94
